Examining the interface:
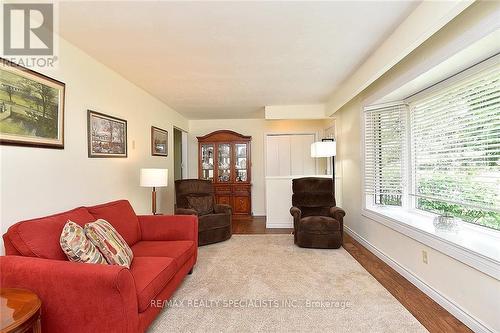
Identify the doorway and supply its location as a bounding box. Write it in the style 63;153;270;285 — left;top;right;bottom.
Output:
173;127;188;181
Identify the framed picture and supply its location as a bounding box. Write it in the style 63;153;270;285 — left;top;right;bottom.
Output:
0;58;65;148
87;110;127;158
151;126;168;156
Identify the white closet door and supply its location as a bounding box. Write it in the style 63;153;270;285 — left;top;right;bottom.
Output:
266;135;291;176
303;134;316;175
277;136;291;176
265;136;279;176
266;134;316;177
290;134;315;175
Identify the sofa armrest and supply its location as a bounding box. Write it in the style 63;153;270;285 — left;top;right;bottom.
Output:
0;256;137;333
214;204;232;215
138;215;198;243
175;208;198;216
290;206;302;220
329;206;346;222
290;206;302;230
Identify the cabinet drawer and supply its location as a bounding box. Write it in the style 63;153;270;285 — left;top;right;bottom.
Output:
233;185;250;194
215;186;232;194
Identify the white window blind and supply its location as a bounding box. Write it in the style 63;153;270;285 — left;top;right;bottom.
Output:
364;104;407;206
410;64;500;216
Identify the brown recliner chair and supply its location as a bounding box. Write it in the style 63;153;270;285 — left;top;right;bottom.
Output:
175;179;232;246
290;177;346;249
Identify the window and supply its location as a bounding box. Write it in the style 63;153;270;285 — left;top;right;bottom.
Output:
410;64;500;230
364;60;500;231
364;104;406;207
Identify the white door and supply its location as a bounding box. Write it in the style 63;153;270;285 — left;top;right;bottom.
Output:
290;134;315;175
266;134;315;176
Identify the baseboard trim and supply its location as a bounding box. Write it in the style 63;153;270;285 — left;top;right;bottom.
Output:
266;217;293;229
266;223;293;229
344;226;494;333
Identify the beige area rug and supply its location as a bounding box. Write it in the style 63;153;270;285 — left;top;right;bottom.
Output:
149;235;427;333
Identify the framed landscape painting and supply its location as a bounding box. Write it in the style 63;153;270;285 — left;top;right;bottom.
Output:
151;126;168;156
87;110;127;158
0;58;65;148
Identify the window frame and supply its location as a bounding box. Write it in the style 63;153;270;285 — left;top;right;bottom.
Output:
361;56;500;279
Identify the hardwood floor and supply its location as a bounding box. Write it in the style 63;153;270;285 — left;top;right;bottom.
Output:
232;216;293;234
232;216;472;333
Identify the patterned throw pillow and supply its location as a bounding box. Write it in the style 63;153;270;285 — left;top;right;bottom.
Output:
60;221;108;265
187;195;213;216
84;219;133;268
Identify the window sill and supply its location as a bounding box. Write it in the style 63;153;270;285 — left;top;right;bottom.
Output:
362;206;500;280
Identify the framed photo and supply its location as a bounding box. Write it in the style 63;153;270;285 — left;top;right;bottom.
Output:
87;110;127;158
0;58;65;148
151;126;168;156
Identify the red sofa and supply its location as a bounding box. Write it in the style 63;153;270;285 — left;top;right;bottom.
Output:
0;200;198;333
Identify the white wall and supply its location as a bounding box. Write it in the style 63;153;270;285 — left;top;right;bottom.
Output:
334;2;500;331
0;37;188;253
187;119;331;215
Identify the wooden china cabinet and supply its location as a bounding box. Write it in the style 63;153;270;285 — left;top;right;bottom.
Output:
197;130;252;216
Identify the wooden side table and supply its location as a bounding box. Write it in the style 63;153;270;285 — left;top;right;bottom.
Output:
0;288;41;333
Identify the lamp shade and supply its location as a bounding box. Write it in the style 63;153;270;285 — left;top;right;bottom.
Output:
311;141;336;157
140;168;168;187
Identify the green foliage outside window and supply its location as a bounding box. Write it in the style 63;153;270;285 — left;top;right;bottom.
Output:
416;177;500;231
417;198;500;231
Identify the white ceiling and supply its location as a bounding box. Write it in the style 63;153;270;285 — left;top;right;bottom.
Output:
59;1;419;119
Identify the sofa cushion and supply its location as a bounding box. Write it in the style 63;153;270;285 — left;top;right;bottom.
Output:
5;207;96;260
60;221;108;264
198;213;231;232
84;219;134;268
87;200;141;246
130;257;177;312
186;195;213;216
131;240;195;268
300;216;340;233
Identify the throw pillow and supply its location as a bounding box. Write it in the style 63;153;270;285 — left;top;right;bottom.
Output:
186;195;213;215
60;221;108;265
84;219;133;268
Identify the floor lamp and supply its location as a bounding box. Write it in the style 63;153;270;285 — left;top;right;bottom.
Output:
140;168;168;215
310;139;337;198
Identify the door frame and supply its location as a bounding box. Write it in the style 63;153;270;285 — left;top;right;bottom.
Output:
173;126;188;180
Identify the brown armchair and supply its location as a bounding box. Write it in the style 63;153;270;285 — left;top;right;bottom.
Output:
290;177;346;249
175;179;232;246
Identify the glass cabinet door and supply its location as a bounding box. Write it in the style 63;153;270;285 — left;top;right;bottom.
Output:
200;144;214;180
235;143;248;182
218;143;231;182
